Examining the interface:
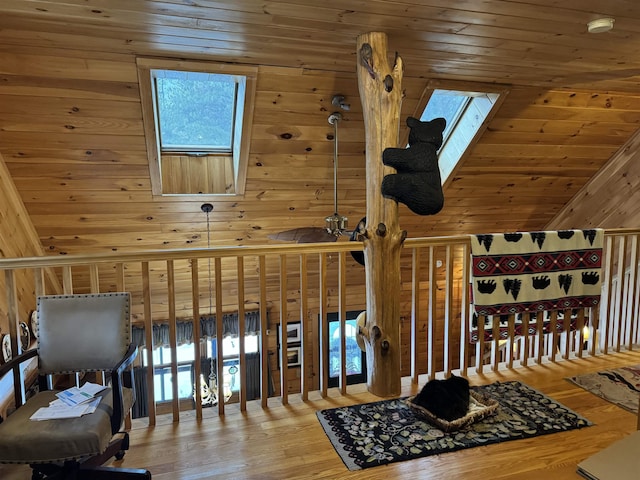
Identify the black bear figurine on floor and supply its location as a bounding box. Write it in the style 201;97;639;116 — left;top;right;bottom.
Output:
381;116;446;216
412;374;470;421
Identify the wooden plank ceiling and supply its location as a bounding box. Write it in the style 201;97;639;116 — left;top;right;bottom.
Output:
1;1;640;253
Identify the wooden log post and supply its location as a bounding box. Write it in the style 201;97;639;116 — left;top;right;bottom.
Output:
356;32;405;397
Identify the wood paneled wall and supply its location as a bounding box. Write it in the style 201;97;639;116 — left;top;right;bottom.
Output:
0;153;61;344
547;129;640;229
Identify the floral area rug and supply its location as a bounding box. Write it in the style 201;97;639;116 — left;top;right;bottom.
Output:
568;364;640;413
316;381;591;470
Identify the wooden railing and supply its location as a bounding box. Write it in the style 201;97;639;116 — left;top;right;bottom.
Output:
1;229;639;425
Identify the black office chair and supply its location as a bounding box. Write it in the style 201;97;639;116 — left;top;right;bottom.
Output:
0;292;151;479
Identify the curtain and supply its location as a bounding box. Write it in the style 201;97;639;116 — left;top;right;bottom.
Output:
132;311;262;348
130;308;272;417
131;366;149;419
246;352;275;400
132;354;273;418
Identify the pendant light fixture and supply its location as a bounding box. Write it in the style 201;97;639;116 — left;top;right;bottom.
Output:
325;109;348;236
198;203;219;406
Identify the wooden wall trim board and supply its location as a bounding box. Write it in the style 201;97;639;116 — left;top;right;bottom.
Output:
136;58;258;197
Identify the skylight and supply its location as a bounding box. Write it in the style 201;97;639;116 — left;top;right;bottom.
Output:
136;59;257;196
420;89;500;183
154;70;237;152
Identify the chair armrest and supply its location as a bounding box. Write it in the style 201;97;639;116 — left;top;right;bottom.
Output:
114;343;138;376
0;349;39;420
0;348;38;378
109;343;138;434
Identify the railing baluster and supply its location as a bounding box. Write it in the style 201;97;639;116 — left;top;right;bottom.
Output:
561;308;570;360
427;247;437;379
141;261;156;425
507;313;515;368
299;253;309;401
62;265;73;293
319;253;328;397
214;257;224;416
614;235;627;352
191;258;202;421
237;256;246;412
116;259;128;435
535;311;544;364
89;264;99;293
601;235;615;354
34;267;44;297
460;243;470;377
258;255;269;408
411;247;421;384
491;316;500;371
338;251;347;396
475;315;485;374
5;270;23;404
166;260;179;422
549;310;559;362
89;264;107;388
588;305;599;356
278;254;288;405
628;235;639;350
443;245;453;377
576;308;586;358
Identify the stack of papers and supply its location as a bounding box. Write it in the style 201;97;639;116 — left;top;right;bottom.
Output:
30;382;109;421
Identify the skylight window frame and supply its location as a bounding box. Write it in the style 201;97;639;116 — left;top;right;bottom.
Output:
152;70;240;154
415;81;508;186
438;94;471;150
137;58;257;197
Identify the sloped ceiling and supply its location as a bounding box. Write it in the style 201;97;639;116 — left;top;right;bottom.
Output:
0;0;639;258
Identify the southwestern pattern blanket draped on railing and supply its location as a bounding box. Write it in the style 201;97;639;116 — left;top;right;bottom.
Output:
470;229;604;316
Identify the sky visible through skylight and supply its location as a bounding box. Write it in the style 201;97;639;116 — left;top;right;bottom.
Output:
419;88;499;183
420;89;469;143
154;70;236;151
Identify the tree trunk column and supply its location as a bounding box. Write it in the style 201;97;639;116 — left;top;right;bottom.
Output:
357;32;404;397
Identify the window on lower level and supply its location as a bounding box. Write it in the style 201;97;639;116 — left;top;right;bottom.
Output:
145;343;195;401
325;311;367;387
137;58;257;196
144;335;259;402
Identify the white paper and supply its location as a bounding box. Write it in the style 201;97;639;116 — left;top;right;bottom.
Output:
30;397;102;421
55;382;108;406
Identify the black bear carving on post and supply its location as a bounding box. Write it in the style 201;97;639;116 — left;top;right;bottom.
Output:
351;116;447;266
381;116;446;216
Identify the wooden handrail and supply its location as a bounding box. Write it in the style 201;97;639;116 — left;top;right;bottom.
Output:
1;228;639;271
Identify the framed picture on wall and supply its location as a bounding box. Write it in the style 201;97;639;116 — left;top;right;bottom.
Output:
285;322;301;344
286;346;301;368
277;322;302;368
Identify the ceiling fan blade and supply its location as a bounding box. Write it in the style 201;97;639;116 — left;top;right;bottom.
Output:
268;227;338;243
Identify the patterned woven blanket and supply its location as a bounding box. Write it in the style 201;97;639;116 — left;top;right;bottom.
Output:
470;229;603;316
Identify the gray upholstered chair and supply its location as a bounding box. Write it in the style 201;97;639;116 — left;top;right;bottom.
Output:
0;292;151;479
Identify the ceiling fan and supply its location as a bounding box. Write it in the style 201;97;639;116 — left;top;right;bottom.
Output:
269;102;358;243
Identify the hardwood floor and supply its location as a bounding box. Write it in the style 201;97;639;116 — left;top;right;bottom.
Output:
2;350;640;479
